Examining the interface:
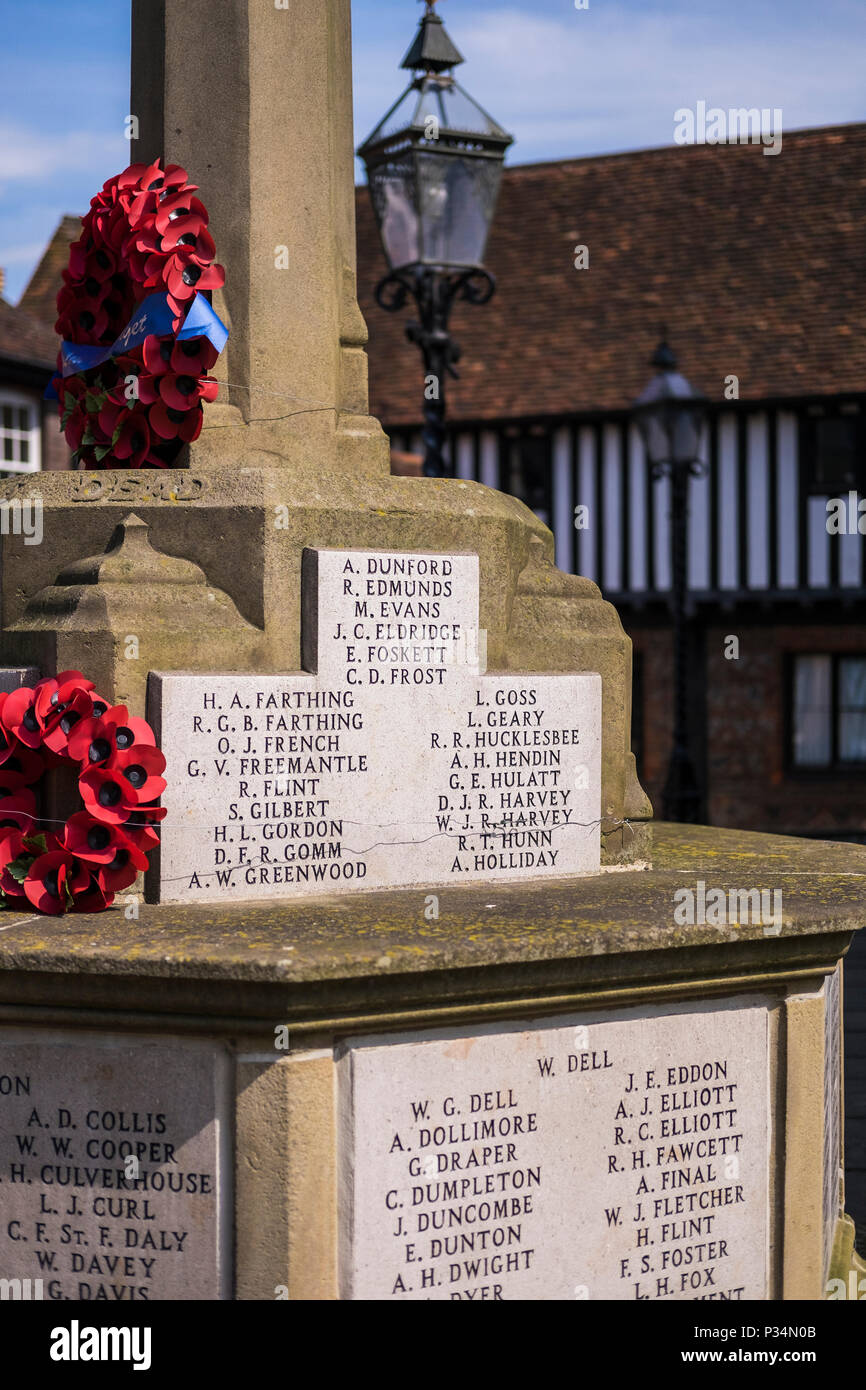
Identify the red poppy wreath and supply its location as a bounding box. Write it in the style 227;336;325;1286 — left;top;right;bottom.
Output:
0;672;166;915
52;159;227;469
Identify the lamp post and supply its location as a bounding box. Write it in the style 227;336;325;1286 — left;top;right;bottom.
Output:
357;0;513;477
632;335;708;823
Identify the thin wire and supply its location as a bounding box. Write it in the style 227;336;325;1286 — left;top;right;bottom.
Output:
158;814;623;881
4;805;633;887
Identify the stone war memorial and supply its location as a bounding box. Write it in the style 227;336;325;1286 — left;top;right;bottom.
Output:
0;0;863;1310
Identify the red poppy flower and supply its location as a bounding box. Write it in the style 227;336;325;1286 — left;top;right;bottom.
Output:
142;334;174;376
41;690;94;755
97;399;125;440
91;203;128;254
56;281;85;315
33;673;95;730
85;246;117;283
134;372;161;406
0;698;22;768
94;838;149;893
61;371;87;400
148;399;204;443
123;245;152;287
0;826;26;866
127;223;164;264
160;163;194;194
67;239;88;279
62;810;140;866
0;827;32;898
2;687;42;748
68;705;154;767
24;851;90;914
0;746;45;791
119;804;166;853
70;873;115;913
111;412;152;467
121;823;160;854
170;335;219;376
160;219;216;264
127;164;194;229
80;767;144;825
154;192;207;237
164;255;225;306
77;271;111;304
108;745;166;801
158;371;219;411
115;163;150;193
0;790;38;835
63;401;90;451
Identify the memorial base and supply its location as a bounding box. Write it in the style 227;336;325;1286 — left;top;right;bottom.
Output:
0;468;651;866
0;824;860;1301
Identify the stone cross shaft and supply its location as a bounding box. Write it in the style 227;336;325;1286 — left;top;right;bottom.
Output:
130;0;387;474
151;549;602;903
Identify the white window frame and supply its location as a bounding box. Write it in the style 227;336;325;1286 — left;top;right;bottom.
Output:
0;389;41;473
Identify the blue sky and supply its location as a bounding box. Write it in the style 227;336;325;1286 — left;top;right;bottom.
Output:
1;0;864;303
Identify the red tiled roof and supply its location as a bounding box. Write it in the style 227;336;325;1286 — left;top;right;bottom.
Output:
18;214;80;329
0;297;57;371
356;123;866;426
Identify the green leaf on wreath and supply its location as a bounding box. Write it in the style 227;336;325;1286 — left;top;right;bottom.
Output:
84;391;103;414
94;443;111;462
24;833;48;855
6;856;32;885
82;426;95;447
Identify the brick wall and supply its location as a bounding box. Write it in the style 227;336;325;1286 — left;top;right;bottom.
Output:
628;616;866;838
40;398;70;470
706;622;866;837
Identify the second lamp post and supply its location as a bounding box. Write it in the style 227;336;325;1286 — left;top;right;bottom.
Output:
632;335;708;824
357;0;513;477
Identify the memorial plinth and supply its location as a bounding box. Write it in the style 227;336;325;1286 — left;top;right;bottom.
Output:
0;824;860;1301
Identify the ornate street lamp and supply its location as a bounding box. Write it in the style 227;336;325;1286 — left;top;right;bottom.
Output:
357;0;513;477
632;334;708;823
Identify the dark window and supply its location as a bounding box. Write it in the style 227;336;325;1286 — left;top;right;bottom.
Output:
801;408;866;493
790;654;866;769
0;394;38;471
506;436;552;526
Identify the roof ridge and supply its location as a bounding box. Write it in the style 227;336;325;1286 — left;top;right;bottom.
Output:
498;119;866;175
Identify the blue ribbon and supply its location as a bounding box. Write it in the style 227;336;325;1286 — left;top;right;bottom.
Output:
46;291;229;399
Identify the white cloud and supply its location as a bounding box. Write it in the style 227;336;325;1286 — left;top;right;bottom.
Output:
0;125;121;182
